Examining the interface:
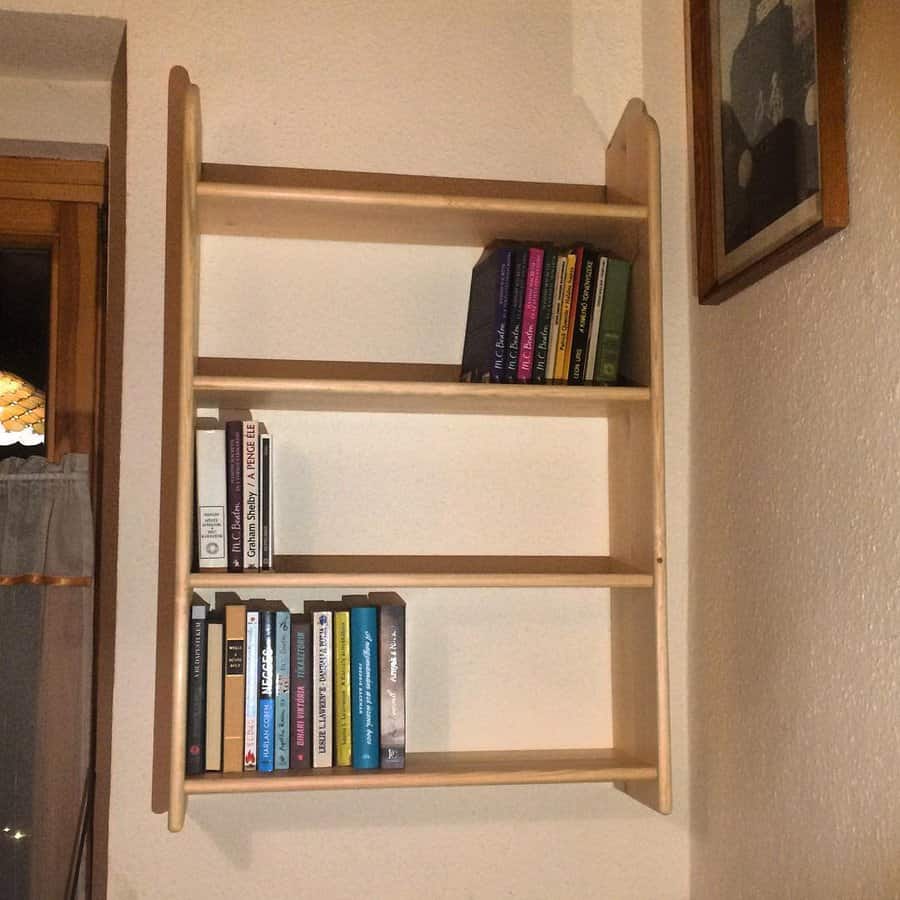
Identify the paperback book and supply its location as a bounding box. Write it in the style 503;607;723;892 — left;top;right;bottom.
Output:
350;605;379;769
243;609;260;770
257;610;275;772
186;600;208;775
274;609;291;770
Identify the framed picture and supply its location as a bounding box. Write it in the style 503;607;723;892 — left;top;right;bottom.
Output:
688;0;848;304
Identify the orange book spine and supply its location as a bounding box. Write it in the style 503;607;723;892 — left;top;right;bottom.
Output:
222;603;246;772
553;250;578;383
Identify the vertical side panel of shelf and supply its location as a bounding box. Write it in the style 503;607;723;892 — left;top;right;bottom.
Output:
605;100;671;813
154;66;201;833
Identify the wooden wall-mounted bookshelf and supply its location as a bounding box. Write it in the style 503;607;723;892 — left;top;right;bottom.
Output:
156;66;670;832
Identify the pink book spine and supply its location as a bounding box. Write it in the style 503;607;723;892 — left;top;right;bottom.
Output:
516;246;545;383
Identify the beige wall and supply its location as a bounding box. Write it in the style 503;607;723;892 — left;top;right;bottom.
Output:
0;75;110;143
5;1;692;897
690;3;900;898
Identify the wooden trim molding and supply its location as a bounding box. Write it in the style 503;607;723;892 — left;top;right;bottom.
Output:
0;149;106;204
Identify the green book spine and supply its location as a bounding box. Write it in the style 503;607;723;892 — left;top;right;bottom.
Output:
334;610;352;766
592;258;632;385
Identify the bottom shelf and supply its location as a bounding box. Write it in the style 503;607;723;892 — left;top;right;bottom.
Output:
184;748;657;795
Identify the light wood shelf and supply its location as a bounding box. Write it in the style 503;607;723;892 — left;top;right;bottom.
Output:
197;163;647;246
194;358;650;417
184;749;657;795
188;555;653;589
157;66;671;832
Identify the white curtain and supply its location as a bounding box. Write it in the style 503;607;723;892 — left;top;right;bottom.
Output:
0;454;93;900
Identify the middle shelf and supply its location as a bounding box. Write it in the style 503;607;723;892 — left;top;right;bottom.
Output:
188;554;654;589
194;357;651;417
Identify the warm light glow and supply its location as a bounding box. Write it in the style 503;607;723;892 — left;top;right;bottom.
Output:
1;826;9;833
12;830;26;840
0;370;45;446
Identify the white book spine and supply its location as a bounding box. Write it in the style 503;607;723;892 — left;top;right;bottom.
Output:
312;610;333;768
545;252;567;384
260;432;274;571
585;256;608;383
243;611;259;770
205;621;224;771
242;421;259;570
195;429;227;569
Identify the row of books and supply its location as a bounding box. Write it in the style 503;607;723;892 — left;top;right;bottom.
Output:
195;420;274;571
187;593;406;775
460;243;632;386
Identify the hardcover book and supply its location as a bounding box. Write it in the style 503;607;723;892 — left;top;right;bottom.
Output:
567;250;598;385
515;246;545;383
242;421;259;571
503;246;529;383
371;592;406;769
531;248;559;384
257;610;275;772
243;609;260;770
592;257;632;385
274;609;291;770
225;422;243;572
222;603;246;772
460;245;513;383
334;609;352;766
195;429;226;569
260;431;273;571
553;249;578;383
186;600;208;775
584;256;609;381
289;614;312;769
350;605;379;769
205;618;224;771
311;609;333;768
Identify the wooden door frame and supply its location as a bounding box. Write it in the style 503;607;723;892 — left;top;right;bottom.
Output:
0;145;116;898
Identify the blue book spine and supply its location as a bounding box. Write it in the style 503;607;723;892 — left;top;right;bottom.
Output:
350;607;379;769
258;610;275;772
274;610;291;770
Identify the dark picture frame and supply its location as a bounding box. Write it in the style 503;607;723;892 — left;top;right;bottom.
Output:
688;0;848;305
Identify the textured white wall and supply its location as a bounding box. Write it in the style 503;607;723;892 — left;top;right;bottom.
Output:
5;1;692;897
690;3;900;897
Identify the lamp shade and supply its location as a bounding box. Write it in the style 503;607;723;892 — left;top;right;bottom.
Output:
0;370;45;446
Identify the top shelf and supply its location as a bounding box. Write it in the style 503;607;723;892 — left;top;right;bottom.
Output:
197;163;647;245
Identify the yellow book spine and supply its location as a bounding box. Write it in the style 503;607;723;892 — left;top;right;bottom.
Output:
553;251;577;383
334;610;352;766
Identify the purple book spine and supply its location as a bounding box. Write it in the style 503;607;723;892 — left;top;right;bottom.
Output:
516;246;545;383
490;248;514;383
225;421;243;572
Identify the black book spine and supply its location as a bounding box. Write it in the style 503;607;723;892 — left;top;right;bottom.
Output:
503;247;529;384
379;601;406;769
567;251;598;385
186;602;208;775
225;421;243;572
531;249;559;384
290;614;313;769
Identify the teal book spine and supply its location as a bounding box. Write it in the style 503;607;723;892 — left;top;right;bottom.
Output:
274;610;291;770
350;607;379;769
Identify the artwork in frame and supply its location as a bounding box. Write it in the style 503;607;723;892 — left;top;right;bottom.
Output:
689;0;848;304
